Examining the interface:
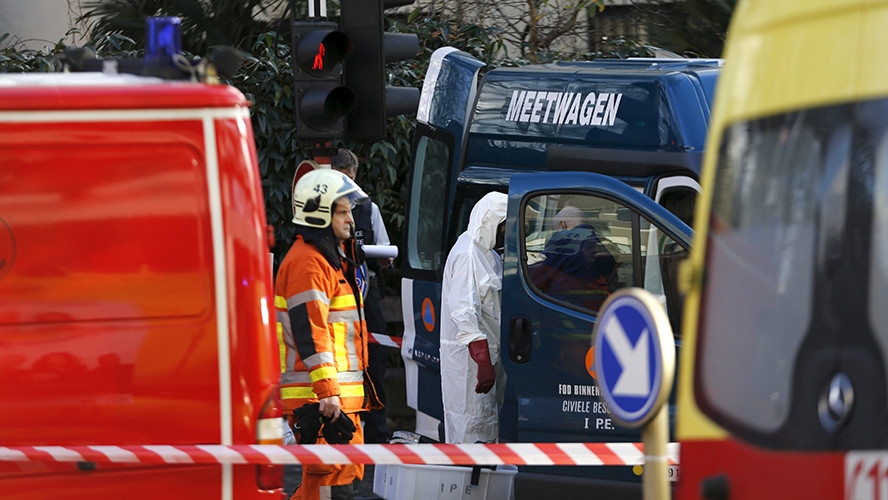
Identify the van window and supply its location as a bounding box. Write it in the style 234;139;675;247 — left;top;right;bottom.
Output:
522;192;687;328
697;99;888;442
406;134;452;272
658;187;697;227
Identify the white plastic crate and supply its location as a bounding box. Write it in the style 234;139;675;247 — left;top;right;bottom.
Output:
373;463;517;500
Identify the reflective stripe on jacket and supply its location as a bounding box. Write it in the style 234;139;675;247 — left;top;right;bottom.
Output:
275;236;368;413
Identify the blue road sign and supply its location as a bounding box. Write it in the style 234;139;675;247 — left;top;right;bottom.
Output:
593;288;675;428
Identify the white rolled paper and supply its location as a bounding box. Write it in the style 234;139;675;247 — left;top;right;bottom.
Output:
362;244;399;259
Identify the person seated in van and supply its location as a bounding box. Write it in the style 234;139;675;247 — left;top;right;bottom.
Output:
553;205;585;231
528;226;617;312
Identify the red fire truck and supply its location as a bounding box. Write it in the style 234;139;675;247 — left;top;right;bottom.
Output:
0;68;283;498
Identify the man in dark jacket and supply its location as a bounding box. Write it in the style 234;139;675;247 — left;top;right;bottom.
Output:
332;148;393;444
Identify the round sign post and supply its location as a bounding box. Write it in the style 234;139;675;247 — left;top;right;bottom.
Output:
593;288;676;500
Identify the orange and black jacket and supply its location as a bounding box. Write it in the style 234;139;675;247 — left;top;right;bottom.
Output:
274;236;369;414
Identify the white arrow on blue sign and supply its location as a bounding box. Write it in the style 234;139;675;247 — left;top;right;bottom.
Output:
593;288;676;428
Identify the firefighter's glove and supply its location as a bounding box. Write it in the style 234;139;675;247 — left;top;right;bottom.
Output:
469;339;496;394
292;403;323;444
322;412;356;444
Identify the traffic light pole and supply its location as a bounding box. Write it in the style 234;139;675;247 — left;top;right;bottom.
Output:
307;0;326;20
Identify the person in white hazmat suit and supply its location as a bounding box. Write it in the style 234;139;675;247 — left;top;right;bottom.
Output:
440;191;508;444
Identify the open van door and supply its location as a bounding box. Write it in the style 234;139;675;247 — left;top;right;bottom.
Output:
501;171;691;492
401;48;486;434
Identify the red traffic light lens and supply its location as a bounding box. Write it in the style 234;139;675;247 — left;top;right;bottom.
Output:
295;29;352;77
313;43;326;71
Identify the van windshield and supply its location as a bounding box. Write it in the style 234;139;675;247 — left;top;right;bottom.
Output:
696;98;888;449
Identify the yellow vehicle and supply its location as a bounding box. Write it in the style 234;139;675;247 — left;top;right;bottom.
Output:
677;1;888;498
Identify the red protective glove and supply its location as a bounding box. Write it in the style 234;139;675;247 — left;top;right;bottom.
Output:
468;339;496;394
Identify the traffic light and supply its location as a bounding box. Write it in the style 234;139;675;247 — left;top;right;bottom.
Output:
291;21;356;140
340;0;420;140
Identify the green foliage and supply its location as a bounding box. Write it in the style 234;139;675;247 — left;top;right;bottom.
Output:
502;36;653;67
408;16;504;66
232;31;304;260
590;36;655;60
639;0;737;58
78;0;293;54
0;34;66;72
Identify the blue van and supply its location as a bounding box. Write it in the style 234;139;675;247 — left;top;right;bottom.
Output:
400;47;720;496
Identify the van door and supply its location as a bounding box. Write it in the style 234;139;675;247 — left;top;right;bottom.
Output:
502;171;692;449
401;48;486;433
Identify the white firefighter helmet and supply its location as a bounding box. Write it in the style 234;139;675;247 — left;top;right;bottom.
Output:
291;168;369;228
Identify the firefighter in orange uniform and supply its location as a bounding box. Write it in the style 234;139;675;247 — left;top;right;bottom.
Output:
275;168;376;500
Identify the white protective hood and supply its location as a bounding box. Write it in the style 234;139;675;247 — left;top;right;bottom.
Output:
439;191;508;443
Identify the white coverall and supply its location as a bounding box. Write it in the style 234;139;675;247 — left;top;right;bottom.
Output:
439;191;508;444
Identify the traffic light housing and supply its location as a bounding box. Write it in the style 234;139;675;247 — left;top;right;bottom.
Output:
291;21;356;140
340;0;420;140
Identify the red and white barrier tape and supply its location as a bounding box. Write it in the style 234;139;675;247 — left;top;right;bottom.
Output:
368;332;402;348
0;442;678;467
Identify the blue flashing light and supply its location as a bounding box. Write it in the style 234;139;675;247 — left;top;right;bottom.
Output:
145;17;182;68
